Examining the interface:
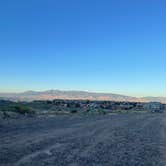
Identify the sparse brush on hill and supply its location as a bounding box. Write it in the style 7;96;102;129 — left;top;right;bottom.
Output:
0;101;36;118
13;105;35;115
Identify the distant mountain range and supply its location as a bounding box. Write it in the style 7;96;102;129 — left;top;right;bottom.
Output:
0;90;166;103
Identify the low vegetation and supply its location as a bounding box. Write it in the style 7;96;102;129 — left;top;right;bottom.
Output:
0;99;165;119
0;100;35;118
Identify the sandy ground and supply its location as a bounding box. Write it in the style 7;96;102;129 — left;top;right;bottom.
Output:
1;113;166;166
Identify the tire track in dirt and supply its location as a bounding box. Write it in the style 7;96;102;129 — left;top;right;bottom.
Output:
1;114;166;166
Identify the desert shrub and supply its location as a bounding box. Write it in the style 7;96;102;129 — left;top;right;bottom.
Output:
1;111;10;119
70;110;78;114
13;105;35;115
75;103;81;108
86;109;91;112
98;109;107;115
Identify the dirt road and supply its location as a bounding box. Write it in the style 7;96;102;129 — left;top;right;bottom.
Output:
1;113;166;166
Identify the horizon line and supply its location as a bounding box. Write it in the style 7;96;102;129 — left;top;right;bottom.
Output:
0;89;166;98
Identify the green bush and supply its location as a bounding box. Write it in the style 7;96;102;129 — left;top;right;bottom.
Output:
13;105;35;115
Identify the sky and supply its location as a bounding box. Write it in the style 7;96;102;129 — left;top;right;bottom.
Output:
0;0;166;97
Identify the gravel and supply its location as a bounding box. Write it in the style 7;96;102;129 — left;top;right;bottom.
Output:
0;113;166;166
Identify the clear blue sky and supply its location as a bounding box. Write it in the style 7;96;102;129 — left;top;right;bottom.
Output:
0;0;166;97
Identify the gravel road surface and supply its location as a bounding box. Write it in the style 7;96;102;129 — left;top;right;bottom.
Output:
1;113;166;166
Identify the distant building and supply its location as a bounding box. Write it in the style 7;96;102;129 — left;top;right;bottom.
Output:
144;102;163;112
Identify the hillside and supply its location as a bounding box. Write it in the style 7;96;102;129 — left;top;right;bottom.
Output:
0;90;166;103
